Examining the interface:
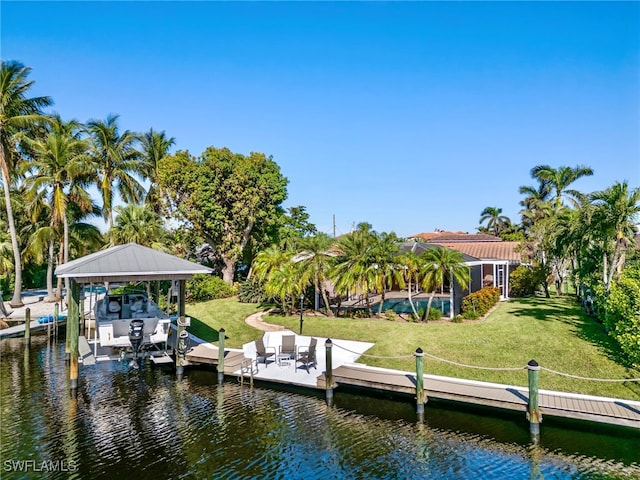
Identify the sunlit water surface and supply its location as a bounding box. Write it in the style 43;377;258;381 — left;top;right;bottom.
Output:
1;336;639;479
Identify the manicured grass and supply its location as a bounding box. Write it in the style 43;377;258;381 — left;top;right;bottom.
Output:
263;296;640;400
186;295;640;399
185;297;264;347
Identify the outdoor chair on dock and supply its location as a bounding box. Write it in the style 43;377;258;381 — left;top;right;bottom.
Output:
279;335;296;361
296;337;317;373
255;337;276;369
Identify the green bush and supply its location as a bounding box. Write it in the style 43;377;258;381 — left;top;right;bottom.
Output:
602;266;640;367
509;265;539;297
384;309;398;321
187;274;236;302
452;315;464;323
461;287;501;318
427;308;442;321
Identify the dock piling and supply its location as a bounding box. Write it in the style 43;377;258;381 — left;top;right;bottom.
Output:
68;281;80;391
54;302;59;339
415;348;426;420
527;359;542;442
218;328;225;383
24;308;31;345
325;339;334;406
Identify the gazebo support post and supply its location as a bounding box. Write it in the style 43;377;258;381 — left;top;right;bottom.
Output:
176;279;187;380
68;279;80;391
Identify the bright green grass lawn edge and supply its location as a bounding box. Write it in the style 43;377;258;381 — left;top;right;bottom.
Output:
187;295;640;400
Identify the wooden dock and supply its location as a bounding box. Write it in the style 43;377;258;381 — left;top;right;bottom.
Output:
0;318;67;339
184;338;640;429
329;363;640;429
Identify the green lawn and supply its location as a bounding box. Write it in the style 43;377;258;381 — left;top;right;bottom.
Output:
187;295;640;400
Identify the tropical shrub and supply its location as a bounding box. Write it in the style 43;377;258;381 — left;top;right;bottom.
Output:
384;309;398;321
238;278;267;304
187;274;237;302
509;265;539;297
461;287;501;319
602;265;640;367
427;308;442;321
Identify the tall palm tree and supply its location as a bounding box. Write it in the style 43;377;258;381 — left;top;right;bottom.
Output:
86;114;144;234
110;204;169;249
478;207;511;236
530;164;593;209
294;232;336;316
0;60;53;306
590;181;640;292
139;128;174;213
518;182;552;231
24;115;93;272
418;246;470;320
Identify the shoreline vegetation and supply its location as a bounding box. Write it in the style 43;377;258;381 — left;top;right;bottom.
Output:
187;295;640;401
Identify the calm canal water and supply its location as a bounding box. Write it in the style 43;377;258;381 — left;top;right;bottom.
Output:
1;336;639;480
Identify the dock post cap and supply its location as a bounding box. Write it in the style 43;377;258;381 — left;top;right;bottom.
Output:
325;338;333;347
414;348;423;356
219;328;225;333
527;359;540;369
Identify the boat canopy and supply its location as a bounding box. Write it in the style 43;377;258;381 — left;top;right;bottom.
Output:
55;243;213;283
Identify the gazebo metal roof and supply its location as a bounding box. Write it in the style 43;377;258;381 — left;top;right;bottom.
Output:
54;243;213;283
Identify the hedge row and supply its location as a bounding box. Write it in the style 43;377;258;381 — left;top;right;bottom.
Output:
460;286;501;320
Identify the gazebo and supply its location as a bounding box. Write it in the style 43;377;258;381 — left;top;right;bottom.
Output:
55;243;213;389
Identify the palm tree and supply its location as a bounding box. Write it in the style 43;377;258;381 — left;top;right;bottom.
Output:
518;182;552;231
418;246;470;320
479;207;511;236
530;164;594;209
0;60;53;306
86;114;144;234
25;115;93;270
590;181;640;292
398;251;421;320
110;204;169;249
294;232;336;316
252;245;295;313
139;128;175;213
369;231;404;315
332;224;378;317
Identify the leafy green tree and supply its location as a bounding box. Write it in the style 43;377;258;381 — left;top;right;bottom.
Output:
277;206;317;251
86;114;144;233
110;204;169;249
530;164;593;209
478;206;511;236
157;147;288;284
0;60;53;306
590;181;640;292
418;246;470;320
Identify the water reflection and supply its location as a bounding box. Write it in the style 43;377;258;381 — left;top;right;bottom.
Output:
1;336;638;480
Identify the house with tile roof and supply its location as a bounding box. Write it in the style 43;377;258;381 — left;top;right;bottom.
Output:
408;231;525;304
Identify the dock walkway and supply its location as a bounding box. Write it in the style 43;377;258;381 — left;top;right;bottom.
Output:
330;363;640;429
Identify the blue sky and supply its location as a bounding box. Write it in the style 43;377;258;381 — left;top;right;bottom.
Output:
2;1;639;238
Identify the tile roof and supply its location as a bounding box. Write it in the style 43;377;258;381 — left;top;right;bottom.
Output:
431;241;523;262
409;231;501;242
